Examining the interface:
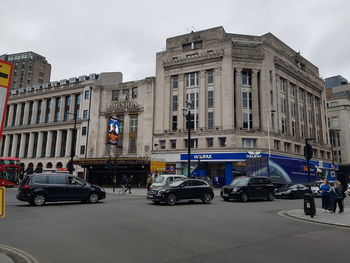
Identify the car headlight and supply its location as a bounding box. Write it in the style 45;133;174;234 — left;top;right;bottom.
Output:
156;190;166;196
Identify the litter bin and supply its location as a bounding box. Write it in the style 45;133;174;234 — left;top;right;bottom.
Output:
304;192;316;217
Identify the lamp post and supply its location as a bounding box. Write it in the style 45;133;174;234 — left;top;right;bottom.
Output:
183;101;192;178
68;112;78;174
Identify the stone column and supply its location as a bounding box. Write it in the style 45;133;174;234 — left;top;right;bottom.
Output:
37;132;44;158
28;133;34;158
214;68;222;128
122;113;130;155
7;104;14;127
11;134;18;157
50;98;56;122
15;103;23;126
235;68;242;129
198;70;206;129
19;134;26;158
66;129;73;157
60;96;66;121
45;131;53;157
40;99;47;123
55;130;62;157
32;100;38;124
3;135;10;157
177;74;185;131
294;88;300;138
23;102;30;125
252;69;260;129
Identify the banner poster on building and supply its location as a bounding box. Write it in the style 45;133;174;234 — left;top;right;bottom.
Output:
107;117;120;144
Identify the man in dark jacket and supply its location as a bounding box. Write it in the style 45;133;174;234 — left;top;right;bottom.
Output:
125;175;133;194
337;173;348;198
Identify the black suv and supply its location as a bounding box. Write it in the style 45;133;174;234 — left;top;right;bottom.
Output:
147;179;214;205
221;176;275;202
17;173;106;206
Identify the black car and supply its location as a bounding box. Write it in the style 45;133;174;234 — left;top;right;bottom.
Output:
221;176;275;202
275;184;308;199
17;173;106;206
147;179;214;205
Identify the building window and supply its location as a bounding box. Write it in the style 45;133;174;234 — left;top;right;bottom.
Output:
19;103;25;126
122;89;129;100
290;83;296;97
182;41;203;51
290;101;296;118
279;77;287;93
243;112;253;130
274;140;280;150
8;135;13;157
130;115;138;133
242;91;252;109
84;90;90;100
206;138;213;148
207;69;214;85
242;138;256;148
219;137;226;147
35;100;42;124
185;138;198;149
295;144;301;154
171;75;178;89
172;95;178;111
301;124;305;138
330;117;339;128
299;88;305;101
82;127;87;135
280;96;286;114
170;140;176;149
185;72;198;87
208;90;214;108
112;90;120;101
208;112;214;129
83;110;88;119
32;133;38;157
128;138;137;153
50;131;57;157
45;99;51;123
172;116;177;131
60;130;67;157
74;94;81;119
64;96;71;121
54;97;60;122
132;87;138;99
241;71;252;86
281;117;286;134
159;140;166;150
80;145;85;155
270;90;274;106
41;132;47;157
291;121;296;137
284;142;291;152
12;104;17;126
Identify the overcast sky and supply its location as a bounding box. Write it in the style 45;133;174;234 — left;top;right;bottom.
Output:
1;0;350;83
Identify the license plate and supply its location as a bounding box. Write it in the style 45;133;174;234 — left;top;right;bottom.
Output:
147;194;154;199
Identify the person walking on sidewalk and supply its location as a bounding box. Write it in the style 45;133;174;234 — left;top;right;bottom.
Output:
330;180;344;213
320;179;331;212
125;175;133;194
146;174;153;191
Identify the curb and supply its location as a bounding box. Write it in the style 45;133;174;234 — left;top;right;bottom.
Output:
0;244;39;263
279;210;350;229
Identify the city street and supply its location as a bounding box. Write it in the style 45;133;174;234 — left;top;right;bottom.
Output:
1;188;349;263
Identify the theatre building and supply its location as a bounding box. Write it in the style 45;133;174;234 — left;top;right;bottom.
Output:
152;26;333;185
1;72;155;186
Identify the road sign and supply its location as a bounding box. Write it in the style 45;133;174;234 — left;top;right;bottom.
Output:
0;187;5;218
0;60;13;139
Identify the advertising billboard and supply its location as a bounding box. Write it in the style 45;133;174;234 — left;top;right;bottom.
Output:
107;117;120;144
0;60;13;139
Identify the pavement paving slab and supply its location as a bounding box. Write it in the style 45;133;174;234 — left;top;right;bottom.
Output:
285;207;350;228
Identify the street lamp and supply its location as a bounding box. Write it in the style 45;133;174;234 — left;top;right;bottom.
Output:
267;110;276;158
183;101;192;178
68;112;78;174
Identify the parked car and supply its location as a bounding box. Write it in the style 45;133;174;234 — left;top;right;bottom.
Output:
221;176;275;202
275;184;308;199
150;174;187;189
17;173;106;206
147;178;214;205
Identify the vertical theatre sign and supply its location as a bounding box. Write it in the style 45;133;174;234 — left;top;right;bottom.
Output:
0;60;13;138
107;117;120;145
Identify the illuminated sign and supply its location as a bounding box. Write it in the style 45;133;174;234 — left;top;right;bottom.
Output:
107;117;120;144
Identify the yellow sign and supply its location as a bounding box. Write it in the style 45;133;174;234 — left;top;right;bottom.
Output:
0;187;5;218
151;161;166;172
0;60;13;88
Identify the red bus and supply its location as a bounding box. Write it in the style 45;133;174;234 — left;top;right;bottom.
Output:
0;157;21;187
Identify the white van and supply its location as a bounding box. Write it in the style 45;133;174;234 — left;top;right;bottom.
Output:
150;174;187;189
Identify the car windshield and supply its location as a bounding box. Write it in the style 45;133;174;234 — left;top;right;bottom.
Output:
168;180;186;187
154;175;165;184
230;177;249;186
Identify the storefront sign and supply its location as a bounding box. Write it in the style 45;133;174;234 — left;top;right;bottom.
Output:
106;100;139;113
194;154;212;160
151;161;166;172
246;151;262;158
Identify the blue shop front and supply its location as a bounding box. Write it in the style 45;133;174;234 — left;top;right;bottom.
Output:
180;152;336;187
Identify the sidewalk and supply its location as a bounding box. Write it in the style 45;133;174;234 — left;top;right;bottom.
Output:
0;244;39;263
284;207;350;228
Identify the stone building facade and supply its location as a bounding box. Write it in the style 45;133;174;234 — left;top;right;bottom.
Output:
152;26;332;184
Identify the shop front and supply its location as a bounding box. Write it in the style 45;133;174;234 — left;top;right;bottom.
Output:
74;158;150;187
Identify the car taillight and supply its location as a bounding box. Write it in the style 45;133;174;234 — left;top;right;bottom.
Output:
21;185;30;189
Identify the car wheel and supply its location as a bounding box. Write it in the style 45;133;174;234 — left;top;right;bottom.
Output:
88;193;99;204
267;192;274;201
32;194;46;206
166;193;176;206
240;192;249;202
202;193;212;204
152;201;160;205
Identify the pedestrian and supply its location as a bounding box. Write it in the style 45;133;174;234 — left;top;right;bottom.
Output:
121;175;126;194
330;180;344;213
337;173;348;200
125;175;133;194
320;179;331;212
146;174;153;191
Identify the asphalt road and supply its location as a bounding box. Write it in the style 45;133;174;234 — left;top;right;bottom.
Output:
1;188;349;263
